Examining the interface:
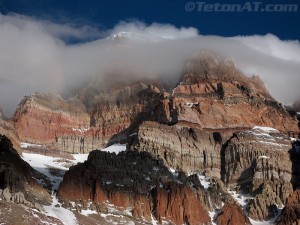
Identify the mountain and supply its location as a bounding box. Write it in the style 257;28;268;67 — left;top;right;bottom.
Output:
0;53;300;224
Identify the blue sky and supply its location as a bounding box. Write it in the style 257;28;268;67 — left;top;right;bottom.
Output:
1;0;300;40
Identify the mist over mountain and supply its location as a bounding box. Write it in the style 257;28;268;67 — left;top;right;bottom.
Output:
0;13;300;115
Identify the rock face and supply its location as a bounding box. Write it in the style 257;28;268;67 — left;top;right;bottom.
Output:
222;127;293;220
58;150;211;225
12;56;299;155
171;56;299;134
13;94;97;153
129;118;295;221
216;203;251;225
276;189;300;225
129;121;225;176
76;80;167;144
152;183;211;225
223;127;292;190
0;135;51;207
13;82;164;153
0;109;21;154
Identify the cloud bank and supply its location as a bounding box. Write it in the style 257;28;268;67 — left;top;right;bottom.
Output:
0;13;300;115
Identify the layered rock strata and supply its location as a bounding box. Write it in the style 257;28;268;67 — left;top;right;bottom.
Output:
58;150;212;225
13;82;164;153
129;123;295;221
171;56;299;134
128;121;224;176
224;127;293;220
12;56;300;155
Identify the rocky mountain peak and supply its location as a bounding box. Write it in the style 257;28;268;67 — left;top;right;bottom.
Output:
182;53;241;83
180;53;273;100
109;31;133;41
14;93;87;116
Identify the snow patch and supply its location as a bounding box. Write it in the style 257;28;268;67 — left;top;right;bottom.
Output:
111;31;133;40
249;219;272;225
252;126;279;133
22;153;67;190
186;102;199;107
228;190;252;208
71;153;89;164
209;210;217;225
197;174;210;189
22;153;89;190
168;167;179;177
43;196;78;225
151;214;159;225
21;142;43;149
256;141;290;147
72;127;90;133
259;156;270;159
102;144;127;155
81;209;97;216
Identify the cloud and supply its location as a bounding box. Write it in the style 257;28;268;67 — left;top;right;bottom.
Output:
0;13;104;41
0;13;299;116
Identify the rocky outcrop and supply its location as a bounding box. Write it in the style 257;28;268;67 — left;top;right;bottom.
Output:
216;203;251;225
223;127;293;220
0;109;21;154
0;188;42;211
13;82;164;153
77;80;163;127
58;150;211;224
171;56;299;134
223;127;292;189
247;183;283;221
12;94;99;153
13;94;90;143
152;182;211;225
128;123;295;221
128;121;225;176
276;189;300;225
0;135;51;207
77;80;173;143
206;177;236;209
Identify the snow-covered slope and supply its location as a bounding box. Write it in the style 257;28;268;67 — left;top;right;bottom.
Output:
21;144;127;225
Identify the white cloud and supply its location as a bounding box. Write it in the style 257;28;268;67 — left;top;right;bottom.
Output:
0;13;299;115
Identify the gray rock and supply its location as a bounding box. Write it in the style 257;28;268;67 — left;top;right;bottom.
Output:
2;188;12;201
